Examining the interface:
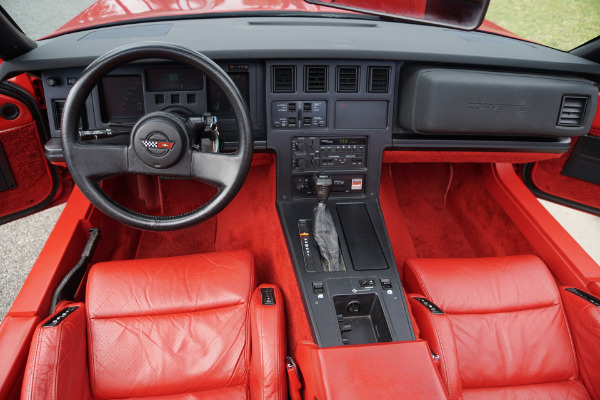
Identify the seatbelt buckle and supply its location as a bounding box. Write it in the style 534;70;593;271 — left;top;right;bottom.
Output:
431;350;441;367
286;356;303;400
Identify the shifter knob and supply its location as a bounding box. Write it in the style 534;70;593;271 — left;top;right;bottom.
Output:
312;173;333;204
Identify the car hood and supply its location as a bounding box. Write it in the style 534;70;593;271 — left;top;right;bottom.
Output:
50;0;337;37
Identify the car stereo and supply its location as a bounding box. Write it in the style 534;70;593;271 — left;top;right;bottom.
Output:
291;136;367;170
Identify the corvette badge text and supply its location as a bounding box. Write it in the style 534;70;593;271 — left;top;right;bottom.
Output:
466;103;527;112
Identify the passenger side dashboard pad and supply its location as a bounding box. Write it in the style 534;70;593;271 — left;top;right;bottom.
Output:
399;66;598;137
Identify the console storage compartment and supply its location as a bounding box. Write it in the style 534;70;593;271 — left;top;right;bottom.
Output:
334;293;392;345
337;203;388;270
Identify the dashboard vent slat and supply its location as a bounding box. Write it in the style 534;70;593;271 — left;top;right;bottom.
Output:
337;66;359;93
305;66;328;93
273;66;295;93
557;96;587;127
368;67;390;93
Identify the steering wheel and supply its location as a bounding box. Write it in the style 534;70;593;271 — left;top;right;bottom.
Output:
61;42;253;231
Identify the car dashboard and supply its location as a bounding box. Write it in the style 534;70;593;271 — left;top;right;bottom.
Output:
1;15;598;154
1;13;599;349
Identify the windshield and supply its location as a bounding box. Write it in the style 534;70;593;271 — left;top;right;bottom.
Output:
485;0;600;51
0;0;96;40
1;0;598;51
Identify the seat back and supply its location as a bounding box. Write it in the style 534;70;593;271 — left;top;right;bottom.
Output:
404;255;590;399
86;251;254;400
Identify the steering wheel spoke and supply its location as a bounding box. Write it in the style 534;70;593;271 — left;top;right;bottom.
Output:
73;144;129;180
191;151;243;189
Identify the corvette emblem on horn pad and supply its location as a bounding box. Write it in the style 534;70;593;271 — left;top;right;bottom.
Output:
142;140;174;149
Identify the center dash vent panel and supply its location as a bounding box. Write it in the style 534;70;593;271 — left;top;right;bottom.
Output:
337;66;359;93
305;66;328;93
273;66;296;93
368;67;390;93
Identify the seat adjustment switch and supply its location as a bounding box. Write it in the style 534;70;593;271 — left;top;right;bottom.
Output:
260;288;276;305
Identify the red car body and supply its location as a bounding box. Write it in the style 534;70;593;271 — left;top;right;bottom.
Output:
52;0;515;39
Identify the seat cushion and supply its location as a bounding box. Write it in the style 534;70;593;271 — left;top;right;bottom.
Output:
404;255;590;400
86;250;255;400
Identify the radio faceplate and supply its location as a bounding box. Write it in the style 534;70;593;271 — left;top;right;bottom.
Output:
292;136;367;171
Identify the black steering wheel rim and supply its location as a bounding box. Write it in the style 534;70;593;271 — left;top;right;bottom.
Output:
61;42;253;231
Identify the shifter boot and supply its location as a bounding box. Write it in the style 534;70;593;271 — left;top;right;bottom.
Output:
313;203;342;271
312;173;342;271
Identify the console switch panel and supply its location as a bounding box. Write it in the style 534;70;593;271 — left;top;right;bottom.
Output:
293;174;365;197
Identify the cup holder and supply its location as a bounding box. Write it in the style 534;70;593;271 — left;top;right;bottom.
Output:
334;293;392;345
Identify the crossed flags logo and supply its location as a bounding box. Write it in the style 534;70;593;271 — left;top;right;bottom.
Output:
141;140;174;149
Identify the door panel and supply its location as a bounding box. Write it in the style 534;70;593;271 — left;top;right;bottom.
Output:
0;82;62;224
523;97;600;215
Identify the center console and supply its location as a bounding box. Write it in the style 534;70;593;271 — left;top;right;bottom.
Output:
266;60;416;347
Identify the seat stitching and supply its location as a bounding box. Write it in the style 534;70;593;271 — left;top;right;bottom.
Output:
89;301;246;321
259;299;266;399
422;303;455;400
103;385;248;400
53;325;63;400
573;379;593;400
276;296;282;400
445;302;560;316
28;326;43;400
565;296;600;399
86;307;97;398
406;261;434;300
464;377;592;391
407;260;458;397
557;296;582;379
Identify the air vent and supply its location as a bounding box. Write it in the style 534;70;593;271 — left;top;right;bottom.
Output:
305;66;328;93
557;96;588;127
52;100;65;130
272;66;295;93
53;99;86;130
337;66;359;93
368;67;390;93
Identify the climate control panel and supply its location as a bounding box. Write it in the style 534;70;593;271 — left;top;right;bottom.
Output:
272;101;327;129
292;137;367;171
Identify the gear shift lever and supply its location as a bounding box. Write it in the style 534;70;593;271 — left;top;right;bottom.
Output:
313;173;333;204
312;173;342;271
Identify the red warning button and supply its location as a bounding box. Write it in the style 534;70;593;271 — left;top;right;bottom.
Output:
351;178;363;190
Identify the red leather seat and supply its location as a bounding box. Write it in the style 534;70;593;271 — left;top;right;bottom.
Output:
403;255;592;400
21;250;287;400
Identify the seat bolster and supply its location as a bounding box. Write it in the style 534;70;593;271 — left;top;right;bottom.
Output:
250;284;287;400
560;287;600;400
21;303;92;400
408;294;462;400
404;256;559;314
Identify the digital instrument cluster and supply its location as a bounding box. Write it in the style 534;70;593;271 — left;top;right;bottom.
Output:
99;67;250;123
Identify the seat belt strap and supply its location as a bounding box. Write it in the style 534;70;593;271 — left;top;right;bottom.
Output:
286;356;303;400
